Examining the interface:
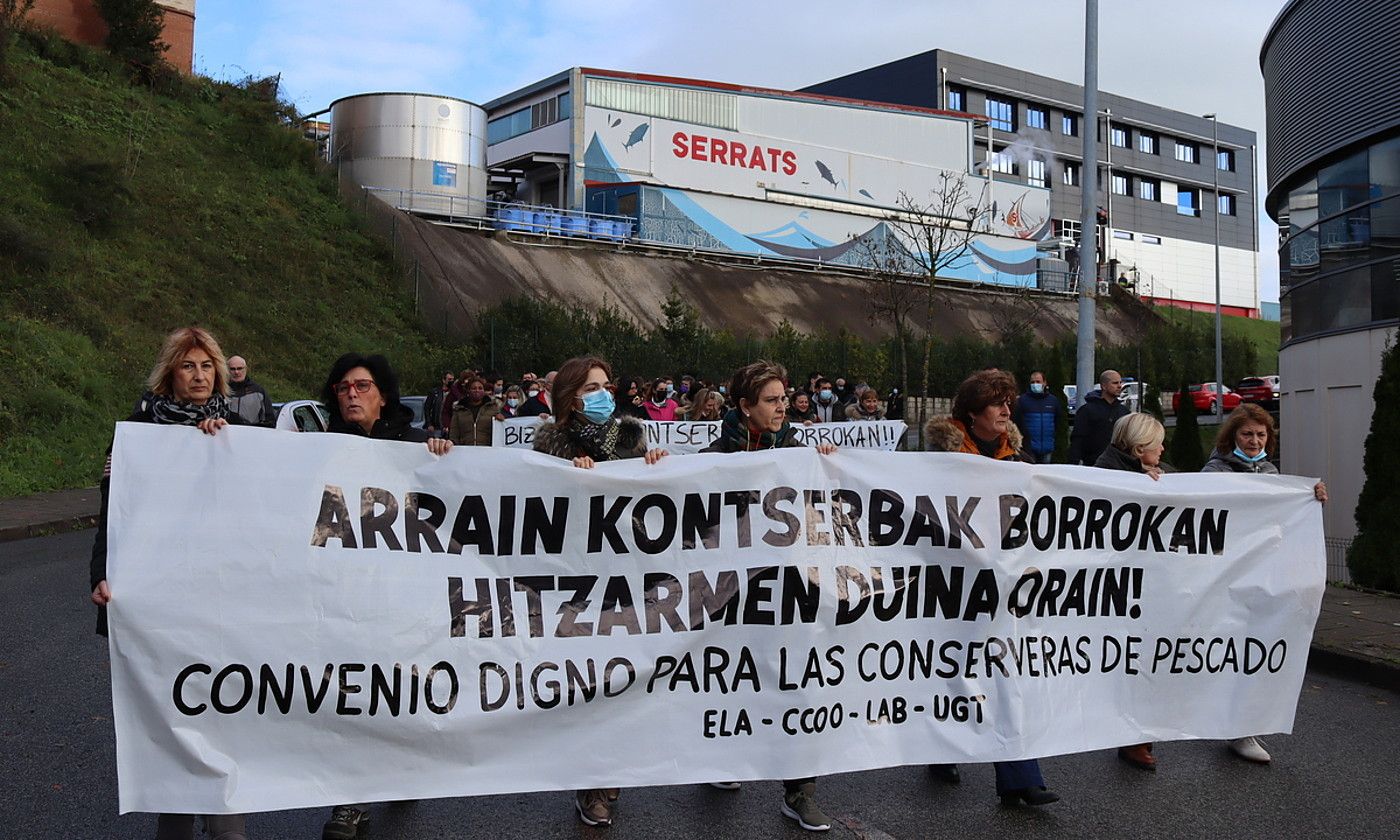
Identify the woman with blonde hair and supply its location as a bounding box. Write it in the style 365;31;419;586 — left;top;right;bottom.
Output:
1095;412;1168;770
89;327;253;840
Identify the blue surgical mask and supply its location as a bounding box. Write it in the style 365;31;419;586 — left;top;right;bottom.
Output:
1233;447;1268;463
1030;382;1045;394
819;389;833;401
507;398;520;408
718;386;727;395
581;390;615;424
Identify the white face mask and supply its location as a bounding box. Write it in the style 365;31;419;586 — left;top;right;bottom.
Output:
527;389;539;398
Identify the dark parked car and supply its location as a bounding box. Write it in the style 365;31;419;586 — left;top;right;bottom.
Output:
1235;376;1280;409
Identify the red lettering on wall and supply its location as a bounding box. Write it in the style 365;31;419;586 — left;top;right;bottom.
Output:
672;132;688;158
749;145;767;170
693;135;709;162
781;150;798;176
711;138;729;165
729;141;747;167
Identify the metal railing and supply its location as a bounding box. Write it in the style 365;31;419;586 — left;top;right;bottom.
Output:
1325;537;1353;584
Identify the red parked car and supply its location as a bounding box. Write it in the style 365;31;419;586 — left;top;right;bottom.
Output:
1172;382;1242;414
1235;375;1280;409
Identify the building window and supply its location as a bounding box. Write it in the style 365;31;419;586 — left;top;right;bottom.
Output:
986;97;1015;131
487;91;570;145
1177;187;1199;216
1218;193;1236;215
1111;174;1129;195
1175;141;1198;163
986;150;1016;174
1063;162;1080;186
1113;230;1134;240
1110;124;1128;147
1142;234;1162;244
1062;114;1079;136
1137;178;1158;201
1217;149;1235;171
947;85;965;111
1027;106;1048;130
1028;158;1048;188
1138;132;1158;155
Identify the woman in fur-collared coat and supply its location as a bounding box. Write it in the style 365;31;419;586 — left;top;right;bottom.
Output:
924;369;1060;808
531;355;666;828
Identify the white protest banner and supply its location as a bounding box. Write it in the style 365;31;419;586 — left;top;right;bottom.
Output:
492;417;905;453
107;424;1325;814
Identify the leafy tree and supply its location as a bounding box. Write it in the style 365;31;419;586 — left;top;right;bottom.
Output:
1348;337;1400;591
96;0;167;75
1169;385;1205;472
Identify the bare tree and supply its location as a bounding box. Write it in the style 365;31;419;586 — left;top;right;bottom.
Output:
852;231;922;411
876;171;994;437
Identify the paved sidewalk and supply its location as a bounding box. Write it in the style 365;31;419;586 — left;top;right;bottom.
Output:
0;487;1396;689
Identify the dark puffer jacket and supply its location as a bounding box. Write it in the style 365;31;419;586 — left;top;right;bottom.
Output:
328;404;429;442
533;416;648;461
1067;389;1129;465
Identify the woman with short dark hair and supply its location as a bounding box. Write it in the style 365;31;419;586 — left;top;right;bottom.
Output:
448;376;500;446
699;359;836;832
924;369;1059;807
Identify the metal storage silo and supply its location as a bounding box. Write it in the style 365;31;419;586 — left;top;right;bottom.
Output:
329;92;488;216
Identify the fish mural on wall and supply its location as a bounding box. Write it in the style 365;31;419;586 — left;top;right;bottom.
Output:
814;160;840;189
858;189;875;200
623;123;649;151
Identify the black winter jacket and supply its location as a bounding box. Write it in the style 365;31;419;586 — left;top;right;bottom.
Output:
1067;390;1129;466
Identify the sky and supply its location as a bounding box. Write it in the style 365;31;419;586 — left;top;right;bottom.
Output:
194;0;1289;301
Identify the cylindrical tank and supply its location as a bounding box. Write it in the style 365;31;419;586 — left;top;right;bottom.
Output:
329;92;488;217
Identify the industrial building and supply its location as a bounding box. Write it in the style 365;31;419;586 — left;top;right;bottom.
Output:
1262;0;1400;579
468;67;1055;286
804;50;1262;317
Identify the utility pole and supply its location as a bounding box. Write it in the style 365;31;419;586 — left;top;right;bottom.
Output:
1076;0;1099;407
1205;113;1224;420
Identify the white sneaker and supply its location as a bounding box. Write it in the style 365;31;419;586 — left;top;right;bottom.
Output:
1229;736;1272;763
708;781;741;791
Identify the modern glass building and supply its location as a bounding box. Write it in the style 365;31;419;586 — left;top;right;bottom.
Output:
1262;0;1400;577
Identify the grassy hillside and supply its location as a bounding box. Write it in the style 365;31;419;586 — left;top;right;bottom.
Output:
1156;306;1280;377
0;33;456;496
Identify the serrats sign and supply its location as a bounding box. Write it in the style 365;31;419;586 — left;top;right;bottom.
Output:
105;425;1325;813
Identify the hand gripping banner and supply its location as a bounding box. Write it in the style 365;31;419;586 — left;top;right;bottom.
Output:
105;424;1325;813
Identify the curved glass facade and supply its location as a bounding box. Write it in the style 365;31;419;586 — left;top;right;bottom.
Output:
1278;133;1400;344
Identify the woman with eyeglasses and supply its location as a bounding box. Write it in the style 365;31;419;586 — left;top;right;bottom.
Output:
317;353;449;840
696;360;837;832
531;356;667;827
923;368;1060;808
89;327;253;840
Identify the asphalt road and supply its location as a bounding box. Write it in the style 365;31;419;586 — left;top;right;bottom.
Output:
2;530;1397;840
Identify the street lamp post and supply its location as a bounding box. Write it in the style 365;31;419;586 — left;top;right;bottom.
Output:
1204;112;1223;420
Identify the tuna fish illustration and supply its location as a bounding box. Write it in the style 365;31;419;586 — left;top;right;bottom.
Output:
858;188;874;200
623;123;649;151
815;159;840;188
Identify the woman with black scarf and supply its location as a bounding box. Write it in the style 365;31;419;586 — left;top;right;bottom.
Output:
531;355;667;827
89;326;251;840
698;359;836;833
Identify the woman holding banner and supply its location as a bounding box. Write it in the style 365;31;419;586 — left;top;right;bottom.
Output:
699;359;838;833
532;355;668;827
923;369;1061;807
1095;413;1169;771
89;326;253;840
1202;403;1326;765
318;353;450;840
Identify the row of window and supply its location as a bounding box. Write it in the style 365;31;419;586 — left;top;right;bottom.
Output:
991;152;1235;215
487;92;572;145
949;86;1236;171
1052;218;1163;245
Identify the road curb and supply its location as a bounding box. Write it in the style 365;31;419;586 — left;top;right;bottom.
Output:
1306;644;1400;693
0;515;99;544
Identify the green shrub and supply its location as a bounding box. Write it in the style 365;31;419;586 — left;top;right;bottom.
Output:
0;212;51;272
50;158;131;233
95;0;166;76
1348;337;1400;591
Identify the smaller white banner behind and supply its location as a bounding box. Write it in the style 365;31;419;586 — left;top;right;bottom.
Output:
491;417;906;452
107;425;1324;814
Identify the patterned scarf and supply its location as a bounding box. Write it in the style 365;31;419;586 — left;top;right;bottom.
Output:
719;408;793;451
147;392;231;426
567;414;622;461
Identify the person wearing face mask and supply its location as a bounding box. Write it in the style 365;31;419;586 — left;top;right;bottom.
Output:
614;376;648;419
497;384;524;419
531;357;668;827
643;377;680;421
449;376;501;446
517;370;555;418
924;369;1061;808
1200;403;1327;765
1013;370;1061;464
810;378;839;423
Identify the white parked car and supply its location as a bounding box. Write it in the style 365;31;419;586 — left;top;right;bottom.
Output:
273;400;329;432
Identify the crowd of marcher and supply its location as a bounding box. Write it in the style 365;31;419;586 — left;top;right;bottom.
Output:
89;327;1327;840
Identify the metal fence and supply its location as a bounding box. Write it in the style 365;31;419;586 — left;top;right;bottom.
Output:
1325;537;1354;584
